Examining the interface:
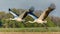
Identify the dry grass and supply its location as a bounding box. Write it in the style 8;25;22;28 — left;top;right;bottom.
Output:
0;32;60;34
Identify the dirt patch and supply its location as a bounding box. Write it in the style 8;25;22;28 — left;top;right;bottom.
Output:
0;32;60;34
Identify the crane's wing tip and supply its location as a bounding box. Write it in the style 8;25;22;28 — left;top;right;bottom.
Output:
9;8;11;11
49;3;56;9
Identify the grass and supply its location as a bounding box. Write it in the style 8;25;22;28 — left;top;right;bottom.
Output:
0;27;60;32
0;16;58;32
46;17;56;27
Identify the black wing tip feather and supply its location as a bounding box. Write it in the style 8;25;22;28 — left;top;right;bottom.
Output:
9;8;11;11
49;3;56;9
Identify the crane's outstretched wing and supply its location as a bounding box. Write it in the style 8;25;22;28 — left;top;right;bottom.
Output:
19;10;28;19
22;12;28;19
28;12;38;20
22;6;35;19
19;6;35;19
38;3;56;20
9;8;18;18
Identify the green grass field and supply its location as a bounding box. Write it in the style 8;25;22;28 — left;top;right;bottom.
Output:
0;17;59;32
0;27;60;32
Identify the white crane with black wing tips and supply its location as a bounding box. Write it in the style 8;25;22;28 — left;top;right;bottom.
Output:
7;8;29;22
7;7;36;22
28;3;56;24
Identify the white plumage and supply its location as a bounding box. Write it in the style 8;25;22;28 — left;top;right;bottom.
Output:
28;3;56;24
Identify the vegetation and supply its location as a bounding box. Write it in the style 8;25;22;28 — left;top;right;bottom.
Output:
0;27;59;32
